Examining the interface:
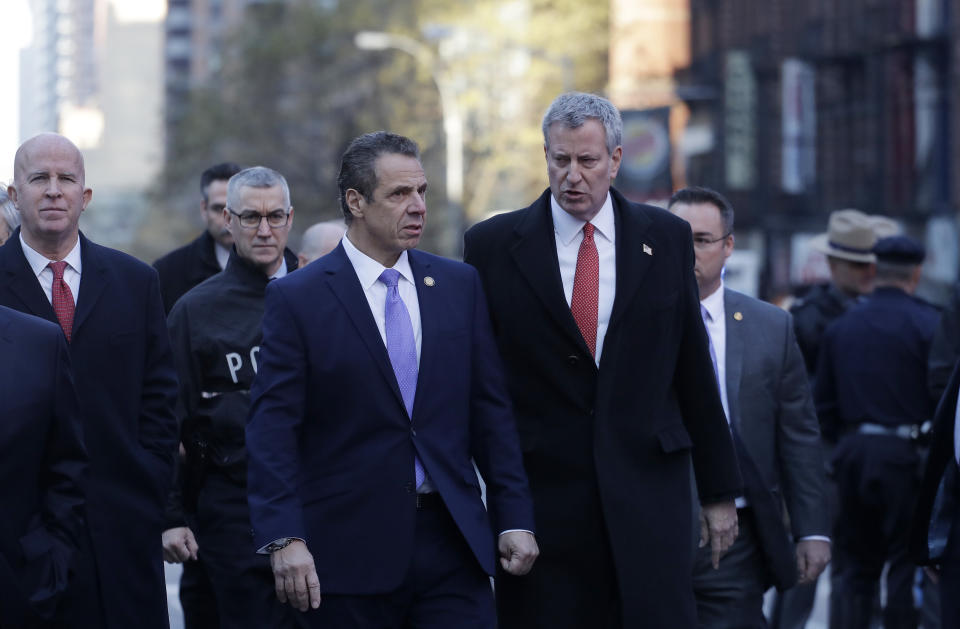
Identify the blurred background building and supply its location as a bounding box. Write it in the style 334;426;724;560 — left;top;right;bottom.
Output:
18;0;165;247
4;0;960;303
673;0;957;300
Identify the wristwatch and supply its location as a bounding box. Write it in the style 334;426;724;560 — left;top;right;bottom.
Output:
264;538;296;553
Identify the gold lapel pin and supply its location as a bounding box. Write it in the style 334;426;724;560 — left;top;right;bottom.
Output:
423;276;435;287
643;244;653;256
733;312;743;321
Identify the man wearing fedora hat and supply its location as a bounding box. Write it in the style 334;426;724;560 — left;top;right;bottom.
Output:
776;209;895;629
790;209;879;379
816;235;939;629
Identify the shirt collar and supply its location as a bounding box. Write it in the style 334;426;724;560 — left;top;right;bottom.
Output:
700;280;725;323
341;233;414;290
269;256;288;281
550;192;615;247
20;232;82;278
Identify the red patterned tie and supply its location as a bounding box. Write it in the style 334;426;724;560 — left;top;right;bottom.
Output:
571;223;599;357
49;261;75;342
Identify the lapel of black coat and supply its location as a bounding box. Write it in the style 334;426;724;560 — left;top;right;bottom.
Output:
607;188;655;332
723;288;745;430
0;227;57;323
321;244;407;417
509;189;593;357
71;232;110;339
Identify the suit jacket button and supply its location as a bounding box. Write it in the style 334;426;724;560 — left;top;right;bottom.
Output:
411;428;417;436
567;355;579;365
405;482;414;493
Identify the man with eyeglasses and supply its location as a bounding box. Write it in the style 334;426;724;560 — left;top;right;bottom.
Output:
669;187;830;628
163;166;301;627
154;162;242;314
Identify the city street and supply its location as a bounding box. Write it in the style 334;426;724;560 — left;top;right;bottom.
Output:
164;562;832;628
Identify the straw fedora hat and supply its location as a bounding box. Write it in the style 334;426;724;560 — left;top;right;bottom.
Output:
809;209;877;263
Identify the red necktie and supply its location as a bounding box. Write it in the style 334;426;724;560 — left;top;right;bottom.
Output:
49;261;75;342
571;223;599;357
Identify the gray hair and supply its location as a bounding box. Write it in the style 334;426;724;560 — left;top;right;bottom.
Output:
227;166;291;210
0;187;20;233
542;92;623;156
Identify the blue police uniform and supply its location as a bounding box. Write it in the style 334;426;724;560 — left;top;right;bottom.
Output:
815;236;940;629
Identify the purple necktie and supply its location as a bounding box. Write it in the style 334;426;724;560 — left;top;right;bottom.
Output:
379;269;425;489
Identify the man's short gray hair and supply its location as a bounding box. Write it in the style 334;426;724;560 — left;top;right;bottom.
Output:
0;187;20;233
227;166;291;210
542;92;623;156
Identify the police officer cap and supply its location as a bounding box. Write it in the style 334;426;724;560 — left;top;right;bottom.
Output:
872;235;925;265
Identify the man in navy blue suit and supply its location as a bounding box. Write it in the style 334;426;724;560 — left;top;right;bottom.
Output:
0;133;179;628
246;131;538;628
0;305;86;628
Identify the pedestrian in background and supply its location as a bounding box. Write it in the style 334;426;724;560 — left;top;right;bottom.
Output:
816;235;939;629
154;162;242;314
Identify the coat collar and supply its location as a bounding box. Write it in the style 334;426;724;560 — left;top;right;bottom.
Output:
223;247;299;290
0;226;57;323
0;229;111;340
508;187;656;363
71;231;110;338
509;189;588;357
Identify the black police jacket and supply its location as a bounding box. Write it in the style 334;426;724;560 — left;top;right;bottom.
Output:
790;282;856;380
165;247;297;524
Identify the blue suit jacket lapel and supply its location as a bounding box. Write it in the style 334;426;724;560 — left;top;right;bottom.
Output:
322;244;407;418
723;289;744;430
407;251;435;421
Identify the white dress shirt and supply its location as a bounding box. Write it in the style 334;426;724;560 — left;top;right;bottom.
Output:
700;282;742;510
699;283;730;420
551;193;616;366
215;242;230;270
268;257;288;281
20;233;81;305
341;235;421;362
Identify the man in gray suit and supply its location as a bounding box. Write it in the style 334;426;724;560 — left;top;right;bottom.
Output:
670;187;831;628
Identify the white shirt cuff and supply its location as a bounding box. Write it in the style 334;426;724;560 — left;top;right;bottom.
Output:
499;529;534;536
797;535;831;543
